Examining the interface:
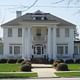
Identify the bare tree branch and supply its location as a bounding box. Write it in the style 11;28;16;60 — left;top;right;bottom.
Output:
22;0;38;12
52;0;65;4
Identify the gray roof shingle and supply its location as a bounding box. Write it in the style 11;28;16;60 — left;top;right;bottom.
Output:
1;10;76;27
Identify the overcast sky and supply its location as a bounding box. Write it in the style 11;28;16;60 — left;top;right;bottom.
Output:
0;0;80;38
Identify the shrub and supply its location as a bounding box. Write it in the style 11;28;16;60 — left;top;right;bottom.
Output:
75;59;80;64
20;60;32;72
8;59;17;63
0;59;8;63
65;59;74;64
17;59;24;63
56;63;69;71
53;60;63;68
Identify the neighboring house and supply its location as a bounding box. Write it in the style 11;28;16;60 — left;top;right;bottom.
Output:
74;40;80;59
1;10;78;60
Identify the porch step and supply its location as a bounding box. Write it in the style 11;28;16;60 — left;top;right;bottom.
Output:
32;64;52;68
31;58;48;64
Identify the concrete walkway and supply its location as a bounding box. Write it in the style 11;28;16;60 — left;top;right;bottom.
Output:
32;64;58;78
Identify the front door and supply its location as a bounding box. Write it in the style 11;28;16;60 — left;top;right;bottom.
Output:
33;44;43;58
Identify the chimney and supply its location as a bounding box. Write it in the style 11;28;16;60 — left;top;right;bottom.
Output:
16;11;22;18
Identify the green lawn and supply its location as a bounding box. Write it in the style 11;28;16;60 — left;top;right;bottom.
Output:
0;64;20;72
55;72;80;77
68;64;80;71
0;64;37;78
55;64;80;77
0;72;37;78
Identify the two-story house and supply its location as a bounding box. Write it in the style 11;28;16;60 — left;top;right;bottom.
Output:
1;10;76;60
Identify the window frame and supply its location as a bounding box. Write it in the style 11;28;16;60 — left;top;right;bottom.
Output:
65;28;69;37
57;44;68;55
9;44;22;55
18;28;22;37
8;28;12;37
56;28;60;37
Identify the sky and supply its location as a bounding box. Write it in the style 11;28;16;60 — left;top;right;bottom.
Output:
0;0;80;38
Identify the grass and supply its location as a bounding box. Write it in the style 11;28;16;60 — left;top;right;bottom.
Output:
0;63;37;78
0;63;20;72
55;72;80;77
68;64;80;71
55;64;80;77
0;72;37;78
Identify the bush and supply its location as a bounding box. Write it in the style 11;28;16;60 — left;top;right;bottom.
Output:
8;59;17;63
0;59;8;63
75;59;80;64
56;63;69;71
17;59;24;63
53;60;63;68
65;59;74;64
20;60;32;72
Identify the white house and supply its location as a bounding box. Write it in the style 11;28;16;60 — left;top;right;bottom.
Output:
1;10;77;60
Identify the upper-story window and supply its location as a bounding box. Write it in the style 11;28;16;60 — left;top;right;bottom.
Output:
56;28;60;37
8;28;12;37
18;28;22;37
33;16;47;20
36;17;42;20
65;28;69;37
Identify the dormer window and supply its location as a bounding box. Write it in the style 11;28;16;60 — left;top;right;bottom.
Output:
33;16;47;20
36;17;42;20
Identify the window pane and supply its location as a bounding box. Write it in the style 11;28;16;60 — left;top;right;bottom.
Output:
9;46;12;54
14;46;20;54
57;46;64;54
65;28;69;37
79;46;80;54
18;28;22;37
74;46;78;54
8;28;12;37
65;46;68;54
56;28;60;37
0;44;3;55
36;17;41;20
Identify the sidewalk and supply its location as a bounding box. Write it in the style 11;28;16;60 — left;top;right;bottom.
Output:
32;64;58;78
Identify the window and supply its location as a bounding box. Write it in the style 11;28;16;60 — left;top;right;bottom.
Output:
56;28;60;37
9;44;21;55
8;28;12;37
9;46;12;54
36;17;42;20
14;46;20;54
74;46;78;54
57;46;64;55
65;28;69;37
36;28;41;36
65;46;68;54
18;28;22;37
79;46;80;54
57;44;68;55
0;44;3;55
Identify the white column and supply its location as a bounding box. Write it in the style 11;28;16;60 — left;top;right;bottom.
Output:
68;29;74;58
27;27;32;60
22;28;27;60
52;27;57;59
47;27;52;60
